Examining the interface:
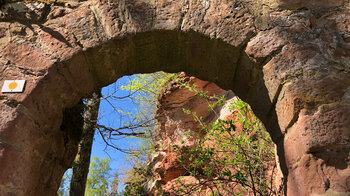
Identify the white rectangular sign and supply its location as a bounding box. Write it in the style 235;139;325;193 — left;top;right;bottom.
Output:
1;80;26;93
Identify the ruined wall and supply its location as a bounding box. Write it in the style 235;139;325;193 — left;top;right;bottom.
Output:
0;0;349;195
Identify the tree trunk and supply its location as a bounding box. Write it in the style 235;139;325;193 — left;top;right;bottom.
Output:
69;91;101;196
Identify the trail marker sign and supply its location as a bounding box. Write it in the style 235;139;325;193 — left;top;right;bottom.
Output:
1;80;26;93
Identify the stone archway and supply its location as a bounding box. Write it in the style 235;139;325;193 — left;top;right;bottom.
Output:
0;0;349;195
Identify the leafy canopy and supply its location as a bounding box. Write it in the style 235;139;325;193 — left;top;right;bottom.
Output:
58;157;117;196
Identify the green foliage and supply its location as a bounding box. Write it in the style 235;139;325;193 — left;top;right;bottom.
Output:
102;71;176;153
119;72;176;153
122;163;149;196
58;73;277;195
117;72;176;195
58;72;175;195
85;157;113;196
120;72;175;108
58;157;119;196
172;82;277;195
58;170;71;196
111;72;175;164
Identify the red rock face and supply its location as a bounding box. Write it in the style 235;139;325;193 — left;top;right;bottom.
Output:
0;0;349;195
147;74;278;195
148;74;229;192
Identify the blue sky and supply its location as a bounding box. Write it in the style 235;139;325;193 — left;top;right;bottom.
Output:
92;75;139;171
90;74;155;190
60;73;161;193
90;74;140;174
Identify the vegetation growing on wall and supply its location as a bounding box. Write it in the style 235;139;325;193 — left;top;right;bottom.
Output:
118;72;176;195
120;77;278;195
167;82;278;196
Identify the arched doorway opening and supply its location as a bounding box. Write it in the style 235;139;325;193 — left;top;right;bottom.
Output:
1;30;286;195
0;1;349;195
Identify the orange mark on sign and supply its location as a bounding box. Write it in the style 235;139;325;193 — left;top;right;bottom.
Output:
8;82;18;90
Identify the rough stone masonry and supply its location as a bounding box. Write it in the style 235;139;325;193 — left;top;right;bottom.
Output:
0;0;349;195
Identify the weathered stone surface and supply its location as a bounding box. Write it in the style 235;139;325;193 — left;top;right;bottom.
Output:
0;0;349;195
0;2;48;21
2;41;55;71
276;0;348;9
147;74;237;195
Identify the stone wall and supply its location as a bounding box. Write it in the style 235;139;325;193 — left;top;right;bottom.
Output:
0;0;349;195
